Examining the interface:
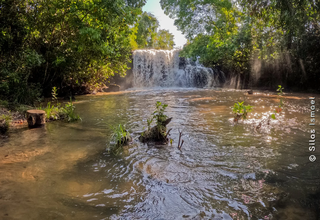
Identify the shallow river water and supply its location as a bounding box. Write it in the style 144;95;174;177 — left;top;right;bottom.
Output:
0;88;319;220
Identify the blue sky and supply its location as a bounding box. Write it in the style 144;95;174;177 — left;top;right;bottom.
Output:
142;0;187;48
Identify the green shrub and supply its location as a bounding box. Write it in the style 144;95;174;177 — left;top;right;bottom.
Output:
38;102;60;120
232;101;253;121
0;114;12;134
61;100;81;122
0;100;9;108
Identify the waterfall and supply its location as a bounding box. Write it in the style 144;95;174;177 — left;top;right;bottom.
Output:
132;49;217;88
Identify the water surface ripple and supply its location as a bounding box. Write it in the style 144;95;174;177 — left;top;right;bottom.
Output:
0;88;319;220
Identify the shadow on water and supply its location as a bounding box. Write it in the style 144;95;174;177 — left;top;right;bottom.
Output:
0;88;319;219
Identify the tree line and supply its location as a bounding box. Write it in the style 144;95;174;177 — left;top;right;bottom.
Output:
160;0;320;91
0;0;174;104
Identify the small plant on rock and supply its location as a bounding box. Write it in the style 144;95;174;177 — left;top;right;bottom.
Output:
152;101;168;135
232;101;253;122
139;101;172;143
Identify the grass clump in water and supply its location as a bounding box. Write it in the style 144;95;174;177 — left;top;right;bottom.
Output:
108;124;131;155
232;101;253;122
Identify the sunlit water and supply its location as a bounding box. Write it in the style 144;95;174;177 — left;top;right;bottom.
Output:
1;88;319;220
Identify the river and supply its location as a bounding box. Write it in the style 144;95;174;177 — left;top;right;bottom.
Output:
0;88;319;219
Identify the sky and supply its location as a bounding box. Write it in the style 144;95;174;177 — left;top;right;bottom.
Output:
142;0;187;48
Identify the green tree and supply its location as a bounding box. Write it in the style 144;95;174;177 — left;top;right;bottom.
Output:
0;0;146;104
136;12;159;48
154;29;175;49
160;0;320;90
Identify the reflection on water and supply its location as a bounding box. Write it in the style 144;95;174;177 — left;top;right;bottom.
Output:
0;88;319;219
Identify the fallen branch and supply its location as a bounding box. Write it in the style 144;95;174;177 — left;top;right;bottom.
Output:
177;130;184;151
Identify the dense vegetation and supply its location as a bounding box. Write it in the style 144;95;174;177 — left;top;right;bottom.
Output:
132;12;175;49
0;0;175;105
160;0;320;91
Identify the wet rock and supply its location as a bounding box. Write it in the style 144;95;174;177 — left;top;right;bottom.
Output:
139;118;172;143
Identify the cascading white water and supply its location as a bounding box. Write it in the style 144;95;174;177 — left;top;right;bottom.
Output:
132;49;217;88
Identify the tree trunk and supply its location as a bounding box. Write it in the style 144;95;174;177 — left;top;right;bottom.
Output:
26;110;46;128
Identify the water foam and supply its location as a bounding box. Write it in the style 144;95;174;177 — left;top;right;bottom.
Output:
132;49;217;88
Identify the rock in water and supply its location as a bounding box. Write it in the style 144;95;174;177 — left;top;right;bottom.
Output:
139;117;172;143
26;110;46;128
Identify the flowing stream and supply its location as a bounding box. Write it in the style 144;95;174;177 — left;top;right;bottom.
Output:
0;88;319;220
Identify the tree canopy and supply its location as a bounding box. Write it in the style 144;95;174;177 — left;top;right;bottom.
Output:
0;0;146;103
160;0;320;90
133;12;175;50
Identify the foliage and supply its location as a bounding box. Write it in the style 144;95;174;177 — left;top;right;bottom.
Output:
0;114;12;122
38;102;61;120
152;101;168;129
134;12;175;49
110;124;130;146
160;0;320;90
0;0;146;104
135;12;159;48
139;101;171;143
0;114;11;134
271;85;285;119
52;87;58;104
146;101;169;130
62;100;81;122
108;123;130;155
277;85;284;96
38;99;81;122
154;29;175;50
0;100;9;108
232;101;253;120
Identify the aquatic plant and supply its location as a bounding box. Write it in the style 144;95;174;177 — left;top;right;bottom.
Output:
108;124;131;155
152;101;168;135
38;98;81;122
110;124;130;146
271;85;285;120
38;102;60;120
62;100;81;122
139;101;172;143
232;101;253;122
